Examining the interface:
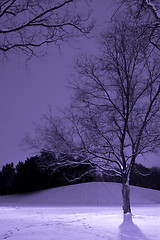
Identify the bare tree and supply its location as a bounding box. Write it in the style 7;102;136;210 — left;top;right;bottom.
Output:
117;0;160;20
0;0;94;60
24;15;160;215
68;15;160;214
116;0;160;51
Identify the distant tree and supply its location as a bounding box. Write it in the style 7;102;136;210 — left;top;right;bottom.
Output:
15;157;43;193
0;0;94;60
0;163;15;195
130;164;152;189
130;164;160;191
151;167;160;190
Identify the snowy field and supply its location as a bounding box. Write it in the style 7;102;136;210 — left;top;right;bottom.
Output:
0;182;160;240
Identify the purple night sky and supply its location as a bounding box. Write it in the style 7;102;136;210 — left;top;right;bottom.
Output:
0;47;72;167
0;0;111;168
0;0;160;168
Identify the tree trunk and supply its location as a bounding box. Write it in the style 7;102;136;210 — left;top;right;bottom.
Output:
122;177;131;214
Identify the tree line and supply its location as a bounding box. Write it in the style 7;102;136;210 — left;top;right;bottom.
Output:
0;152;160;195
0;152;96;195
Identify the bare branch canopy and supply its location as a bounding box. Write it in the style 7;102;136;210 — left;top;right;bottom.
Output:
0;0;94;60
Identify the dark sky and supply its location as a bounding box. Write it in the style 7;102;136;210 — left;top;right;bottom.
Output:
0;0;160;168
0;47;72;167
0;0;114;168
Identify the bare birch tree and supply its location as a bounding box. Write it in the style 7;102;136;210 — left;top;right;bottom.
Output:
0;0;94;60
24;14;160;215
67;15;160;214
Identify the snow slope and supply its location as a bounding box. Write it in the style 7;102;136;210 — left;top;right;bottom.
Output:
0;182;160;207
0;182;160;240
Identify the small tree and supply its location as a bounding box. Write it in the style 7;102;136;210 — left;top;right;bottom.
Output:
0;0;94;60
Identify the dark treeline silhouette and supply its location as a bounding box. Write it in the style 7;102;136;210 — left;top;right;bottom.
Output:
0;152;97;195
130;163;160;191
0;152;159;195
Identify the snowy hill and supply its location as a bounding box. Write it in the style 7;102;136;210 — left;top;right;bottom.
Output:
0;182;160;207
0;182;160;240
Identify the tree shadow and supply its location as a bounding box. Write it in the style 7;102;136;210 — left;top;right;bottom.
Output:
119;214;148;240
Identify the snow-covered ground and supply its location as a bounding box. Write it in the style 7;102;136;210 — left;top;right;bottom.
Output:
0;182;160;240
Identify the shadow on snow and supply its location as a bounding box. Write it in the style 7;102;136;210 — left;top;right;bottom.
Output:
119;214;148;240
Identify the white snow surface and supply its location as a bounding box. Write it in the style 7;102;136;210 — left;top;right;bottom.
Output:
0;182;160;240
